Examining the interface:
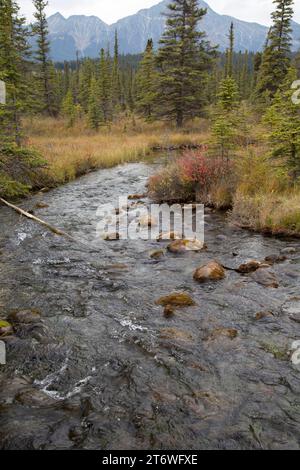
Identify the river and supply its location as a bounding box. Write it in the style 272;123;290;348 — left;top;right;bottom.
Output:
0;160;300;450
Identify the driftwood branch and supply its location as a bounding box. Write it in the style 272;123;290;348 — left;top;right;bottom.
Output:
0;197;97;250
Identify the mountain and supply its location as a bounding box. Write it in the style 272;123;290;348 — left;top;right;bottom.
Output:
47;0;300;62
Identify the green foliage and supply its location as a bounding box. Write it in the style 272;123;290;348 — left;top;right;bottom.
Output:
255;0;294;101
264;67;300;178
32;0;58;116
0;0;31;145
156;0;216;127
135;39;158;121
62;90;77;127
87;77;103;130
0;144;47;198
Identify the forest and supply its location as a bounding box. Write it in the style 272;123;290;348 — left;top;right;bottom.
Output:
0;0;300;231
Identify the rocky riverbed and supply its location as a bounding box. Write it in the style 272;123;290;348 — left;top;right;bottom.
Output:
0;161;300;450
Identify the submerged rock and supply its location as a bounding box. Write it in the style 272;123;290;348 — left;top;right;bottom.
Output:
35;202;49;209
128;193;147;200
193;261;225;283
264;254;287;265
0;320;13;336
155;292;195;308
8;309;41;325
236;260;269;274
138;214;157;227
251;268;279;288
160;328;194;343
163;305;176;318
157;231;182;241
167;239;206;253
207;328;238;341
150;249;165;260
281;247;296;255
255;311;274;321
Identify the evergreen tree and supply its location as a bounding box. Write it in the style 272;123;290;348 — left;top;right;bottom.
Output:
0;0;31;144
111;31;122;114
98;48;112;122
255;0;294;101
87;76;103;130
135;39;158;120
226;22;234;78
32;0;57;115
264;67;300;179
156;0;216;127
62;89;76;127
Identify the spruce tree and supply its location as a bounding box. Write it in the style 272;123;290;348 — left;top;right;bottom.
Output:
135;39;158;121
255;0;294;101
0;0;31;145
32;0;57;116
156;0;216;127
264;67;300;179
111;31;122;115
62;89;76;127
87;76;103;131
98;48;112;122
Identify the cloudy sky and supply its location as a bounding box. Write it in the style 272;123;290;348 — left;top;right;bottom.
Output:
18;0;300;26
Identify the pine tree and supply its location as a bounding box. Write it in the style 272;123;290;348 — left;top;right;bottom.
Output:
78;58;94;113
98;48;112;122
226;22;234;78
32;0;57;115
0;0;31;145
156;0;216;127
87;76;103;131
135;39;158;121
255;0;294;101
264;67;300;179
111;31;122;115
62;89;76;127
212;23;240;160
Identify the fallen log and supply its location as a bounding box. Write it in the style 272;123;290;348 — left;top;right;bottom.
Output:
0;197;96;251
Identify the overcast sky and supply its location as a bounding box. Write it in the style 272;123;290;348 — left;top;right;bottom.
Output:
18;0;300;26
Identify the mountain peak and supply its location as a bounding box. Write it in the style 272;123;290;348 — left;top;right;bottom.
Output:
47;0;300;62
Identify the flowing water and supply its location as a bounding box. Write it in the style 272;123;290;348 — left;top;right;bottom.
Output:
0;160;300;450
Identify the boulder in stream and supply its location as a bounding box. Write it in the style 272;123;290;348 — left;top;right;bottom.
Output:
155;292;196;308
193;261;226;283
168;239;206;253
251;268;279;288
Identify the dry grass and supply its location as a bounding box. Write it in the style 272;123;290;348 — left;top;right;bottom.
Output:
23;116;210;184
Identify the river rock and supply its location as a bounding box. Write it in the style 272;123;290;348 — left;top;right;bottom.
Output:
0;320;13;336
128;193;147;200
264;254;287;265
163;305;176;317
251;268;279;288
155;292;195;308
167;239;205;253
236;260;265;274
255;311;274;321
35;202;49;209
157;231;182;241
103;232;120;240
150;249;165;260
281;247;296;255
8;309;41;325
138;214;157;227
193;261;225;283
15;388;58;408
207;328;238;341
160;328;194;343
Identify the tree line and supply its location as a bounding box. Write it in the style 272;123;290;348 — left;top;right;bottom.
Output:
0;0;300;176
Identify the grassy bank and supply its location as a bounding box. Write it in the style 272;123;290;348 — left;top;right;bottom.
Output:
148;140;300;237
23;117;209;184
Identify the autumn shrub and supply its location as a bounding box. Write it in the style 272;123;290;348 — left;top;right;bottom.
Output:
148;149;235;207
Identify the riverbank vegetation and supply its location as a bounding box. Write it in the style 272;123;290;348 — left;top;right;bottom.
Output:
0;0;300;235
